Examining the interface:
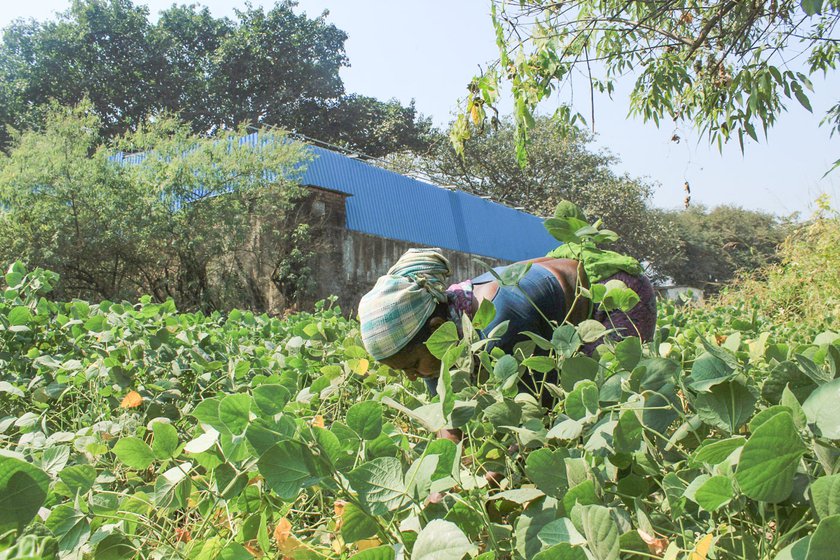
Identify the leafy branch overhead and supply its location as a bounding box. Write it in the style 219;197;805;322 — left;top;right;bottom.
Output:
453;0;840;166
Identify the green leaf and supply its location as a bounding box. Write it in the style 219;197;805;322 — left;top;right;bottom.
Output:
552;325;581;357
522;355;556;373
113;437;155;470
154;463;192;510
0;454;50;533
46;504;89;553
811;474;840;520
579;505;620;560
806;514;840;559
426;321;459;360
218;542;253;560
691;437;745;466
762;361;817;404
484;399;522;427
693;475;734;511
565;381;599;420
473;298;496;330
693;381;756;434
347;401;383;440
750;405;792;431
537;518;586;547
776;537;810;560
257;441;323;501
801;0;823;16
59;464;96;496
614;337;642;371
347;457;406;516
218;393;252;435
152;422;179;460
341;502;379;542
413;519;473;560
735;412;807;503
526;448;569;498
353;545;396;560
803;378;840;439
94;533;134;560
494;354;520;391
405;455;438;503
577;320;606;344
782;385;809;429
252;384;290;417
560;356;599;391
689;352;735;392
8;306;32;326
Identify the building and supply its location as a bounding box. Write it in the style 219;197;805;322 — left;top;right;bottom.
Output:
114;135;561;313
297;143;559;310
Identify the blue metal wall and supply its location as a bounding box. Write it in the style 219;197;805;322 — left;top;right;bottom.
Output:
113;134;560;262
300;145;558;262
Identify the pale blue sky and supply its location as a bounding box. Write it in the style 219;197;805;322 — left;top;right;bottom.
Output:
3;0;839;216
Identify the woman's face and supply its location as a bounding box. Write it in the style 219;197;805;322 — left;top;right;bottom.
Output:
381;343;442;381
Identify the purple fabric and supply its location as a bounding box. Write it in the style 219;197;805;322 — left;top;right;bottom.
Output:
583;272;657;355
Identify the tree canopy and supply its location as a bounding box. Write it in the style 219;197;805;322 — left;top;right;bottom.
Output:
385;117;682;277
454;1;840;167
0;101;315;311
0;0;433;156
659;204;792;290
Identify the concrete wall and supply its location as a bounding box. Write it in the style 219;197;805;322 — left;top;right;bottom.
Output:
307;226;508;314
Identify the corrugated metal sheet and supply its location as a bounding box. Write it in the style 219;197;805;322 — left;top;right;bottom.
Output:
300;144;558;262
113;134;560;262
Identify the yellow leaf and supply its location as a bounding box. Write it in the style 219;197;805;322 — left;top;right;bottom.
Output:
350;358;369;375
689;533;714;560
312;415;325;429
357;538;381;551
120;390;143;409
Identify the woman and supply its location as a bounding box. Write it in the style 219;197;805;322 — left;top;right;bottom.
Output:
358;247;657;391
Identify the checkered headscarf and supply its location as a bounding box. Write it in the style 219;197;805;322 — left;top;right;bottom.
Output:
358;248;451;360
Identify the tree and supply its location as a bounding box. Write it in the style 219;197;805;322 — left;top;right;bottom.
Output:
454;1;840;167
385;117;682;276
0;101;314;312
658;204;792;290
0;0;432;156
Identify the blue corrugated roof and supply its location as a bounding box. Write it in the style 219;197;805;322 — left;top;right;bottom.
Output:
300;145;558;262
113;133;559;262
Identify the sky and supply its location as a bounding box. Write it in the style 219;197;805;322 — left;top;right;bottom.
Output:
2;0;839;216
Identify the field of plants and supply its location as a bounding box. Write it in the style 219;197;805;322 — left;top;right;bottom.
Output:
1;253;839;560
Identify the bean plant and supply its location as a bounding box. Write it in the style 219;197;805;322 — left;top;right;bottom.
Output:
0;251;839;559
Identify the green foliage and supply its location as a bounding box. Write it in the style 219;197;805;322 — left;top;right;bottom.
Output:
660;204;792;291
457;1;840;165
0;102;313;311
385;117;681;275
716;207;840;326
0;0;432;157
2;257;840;559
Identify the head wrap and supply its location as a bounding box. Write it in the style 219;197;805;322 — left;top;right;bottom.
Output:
358;248;451;360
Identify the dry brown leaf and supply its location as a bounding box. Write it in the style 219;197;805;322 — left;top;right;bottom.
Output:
637;529;669;556
689;533;714;560
333;500;347;517
274;518;293;545
120;390;143;409
174;527;191;543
